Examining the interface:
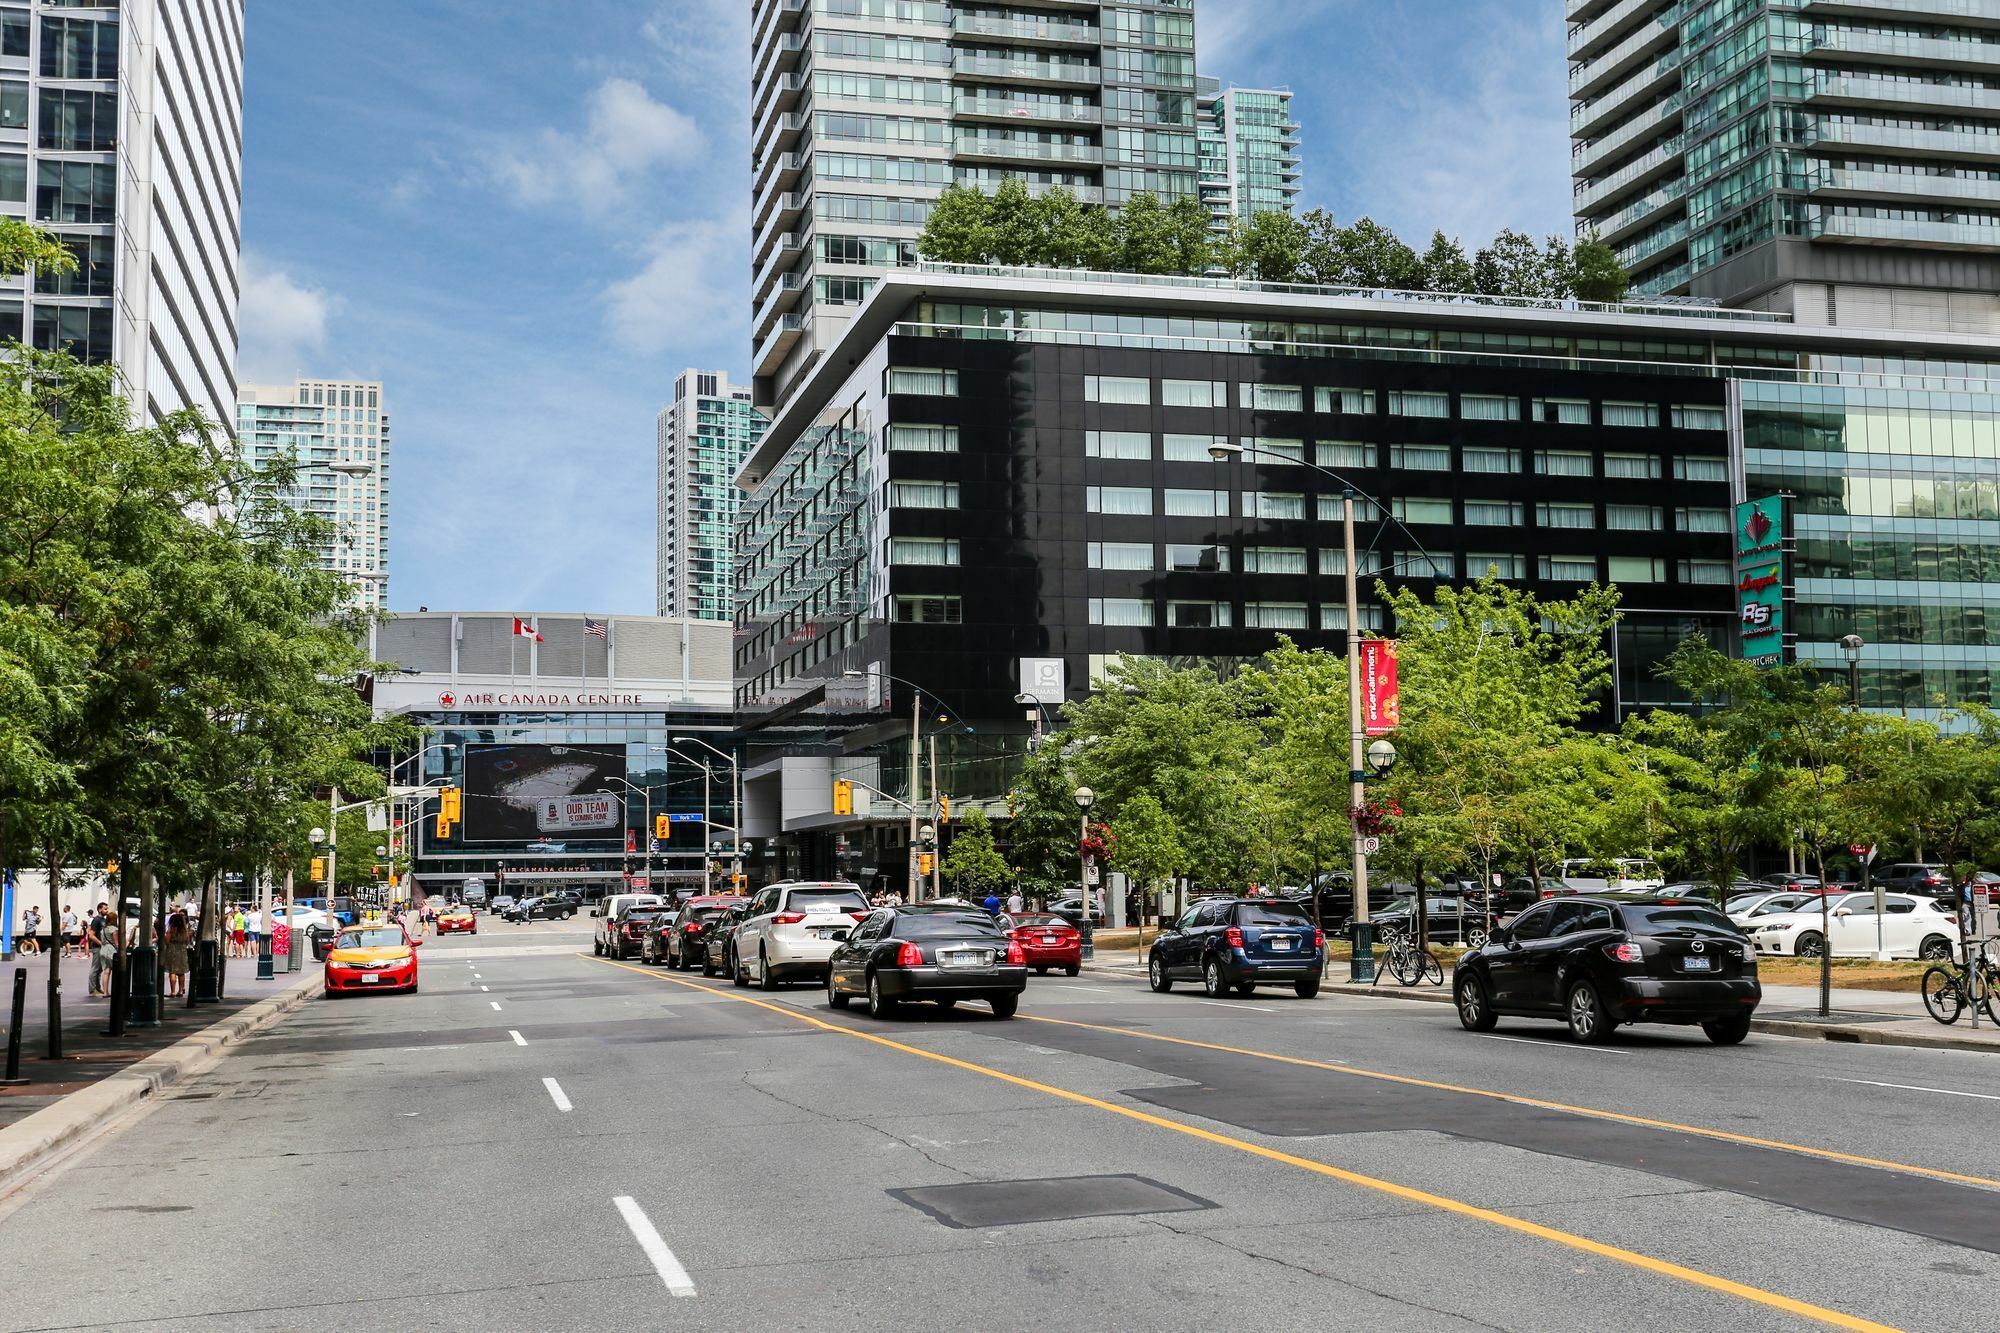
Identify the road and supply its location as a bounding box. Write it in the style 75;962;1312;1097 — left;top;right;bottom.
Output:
2;917;1997;1331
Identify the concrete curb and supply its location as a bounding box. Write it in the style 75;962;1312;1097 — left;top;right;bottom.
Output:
0;970;320;1193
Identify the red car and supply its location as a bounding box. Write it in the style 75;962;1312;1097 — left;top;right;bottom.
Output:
1001;912;1081;976
323;924;420;996
434;906;477;934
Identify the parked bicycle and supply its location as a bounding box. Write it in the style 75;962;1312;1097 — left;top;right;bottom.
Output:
1376;927;1444;988
1921;939;2000;1026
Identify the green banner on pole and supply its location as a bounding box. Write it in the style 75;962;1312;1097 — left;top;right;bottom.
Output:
1734;494;1786;670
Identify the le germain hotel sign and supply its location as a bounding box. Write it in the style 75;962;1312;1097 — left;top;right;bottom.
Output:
1733;494;1789;671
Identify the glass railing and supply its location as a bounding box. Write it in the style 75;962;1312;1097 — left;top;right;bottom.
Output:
953;137;1103;163
1569;15;1674;95
952;56;1099;83
1809;212;2000;247
1805;167;2000;203
951;14;1098;43
1575;132;1686;213
952;96;1101;124
1573;91;1683;169
1807;73;2000;114
1806;120;2000;158
1808;27;2000;67
1584;177;1687;239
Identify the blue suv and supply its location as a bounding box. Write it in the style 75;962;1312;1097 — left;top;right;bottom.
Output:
1149;897;1325;999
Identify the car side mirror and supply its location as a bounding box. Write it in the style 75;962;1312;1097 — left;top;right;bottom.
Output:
1833;908;1850;918
1488;925;1510;944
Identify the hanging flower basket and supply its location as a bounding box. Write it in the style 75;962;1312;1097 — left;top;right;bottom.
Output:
1079;821;1116;861
1351;799;1401;839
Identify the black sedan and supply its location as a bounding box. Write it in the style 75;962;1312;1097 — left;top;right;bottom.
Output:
504;895;578;922
1452;894;1760;1045
1369;894;1494;947
701;901;750;978
825;908;1027;1019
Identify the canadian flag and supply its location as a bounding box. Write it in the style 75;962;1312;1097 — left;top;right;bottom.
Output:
512;617;543;642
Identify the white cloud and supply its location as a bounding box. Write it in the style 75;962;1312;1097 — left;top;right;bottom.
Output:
600;211;750;355
485;77;703;211
237;251;334;383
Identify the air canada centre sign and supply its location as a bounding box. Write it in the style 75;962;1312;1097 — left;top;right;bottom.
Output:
437;690;646;709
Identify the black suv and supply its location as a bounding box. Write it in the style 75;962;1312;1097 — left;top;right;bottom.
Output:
1369;893;1492;947
507;893;579;922
1452;894;1760;1045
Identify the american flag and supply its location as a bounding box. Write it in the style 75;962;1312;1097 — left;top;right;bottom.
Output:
583;617;608;640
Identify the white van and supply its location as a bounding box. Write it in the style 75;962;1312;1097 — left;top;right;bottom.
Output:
1558;858;1666;893
592;893;664;953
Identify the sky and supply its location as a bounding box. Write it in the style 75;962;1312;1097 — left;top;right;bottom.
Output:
239;0;1574;617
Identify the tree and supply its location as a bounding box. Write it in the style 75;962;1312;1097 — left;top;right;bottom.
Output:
1335;217;1422;289
1041;187;1120;270
1417;230;1474;294
1164;194;1216;275
984;177;1043;267
1115;192;1181;275
916;183;993;264
1572;235;1630;303
942;807;1013;900
1108;793;1185;918
1219;210;1309;283
1472;227;1556;298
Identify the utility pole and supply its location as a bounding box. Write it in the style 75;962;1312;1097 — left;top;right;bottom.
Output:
1344;491;1375;984
908;693;923;901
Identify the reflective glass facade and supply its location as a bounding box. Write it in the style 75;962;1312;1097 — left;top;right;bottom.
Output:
1195;78;1300;228
657;370;769;621
236;379;391;609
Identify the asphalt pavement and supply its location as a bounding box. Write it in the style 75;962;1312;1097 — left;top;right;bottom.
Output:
1;916;1995;1331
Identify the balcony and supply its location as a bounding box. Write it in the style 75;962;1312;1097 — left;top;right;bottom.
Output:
1805;165;2000;206
952;95;1101;126
1574;132;1685;216
1808;209;2000;252
1802;0;2000;27
952;55;1100;88
754;237;810;303
1570;50;1682;140
754;149;809;199
1567;0;1662;63
1568;14;1677;102
953;136;1103;165
1805;119;2000;165
951;14;1098;46
1583;176;1687;245
1805;26;2000;73
1572;90;1683;176
754;313;811;384
753;194;810;264
1805;72;2000;116
1615;216;1690;269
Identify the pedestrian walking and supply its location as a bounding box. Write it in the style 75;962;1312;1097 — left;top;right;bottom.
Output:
229;907;247;959
60;905;82;958
19;905;41;954
982;892;1002;917
1005;890;1024;916
87;903;117;997
163;906;191;998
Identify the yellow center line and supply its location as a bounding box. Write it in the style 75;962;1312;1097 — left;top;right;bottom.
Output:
1018;1014;2000;1192
582;955;1905;1333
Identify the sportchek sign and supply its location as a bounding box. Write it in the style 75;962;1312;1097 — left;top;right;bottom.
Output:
1733;495;1788;671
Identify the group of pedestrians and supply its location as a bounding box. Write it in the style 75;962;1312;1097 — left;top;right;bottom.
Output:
220;905;265;958
14;898;216;1000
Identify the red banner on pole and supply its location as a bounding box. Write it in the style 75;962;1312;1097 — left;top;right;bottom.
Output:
1361;639;1400;736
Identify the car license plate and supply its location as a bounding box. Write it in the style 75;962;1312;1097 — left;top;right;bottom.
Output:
360;974;379;984
1269;937;1295;951
940;949;991;968
1039;935;1057;944
1682;956;1713;972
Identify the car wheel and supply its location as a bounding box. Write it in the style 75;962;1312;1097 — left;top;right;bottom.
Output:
1565;980;1616;1044
989;993;1018;1019
757;949;779;992
593;937;604;956
826;973;850;1010
702;951;718;979
1795;932;1825;958
866;970;896;1018
1702;1014;1752;1045
1466;927;1489;950
1454;973;1497;1032
1064;964;1080;977
1920;935;1953;961
1203;959;1228;998
1148;953;1173;993
1234;982;1256;996
730;948;747;988
1035;966;1047;976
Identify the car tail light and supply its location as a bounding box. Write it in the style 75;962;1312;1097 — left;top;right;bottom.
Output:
686;922;703;934
850;911;869;921
1225;926;1244;949
896;942;923;966
1007;942;1025;965
1313;929;1325;949
774;912;806;925
1603;942;1643;963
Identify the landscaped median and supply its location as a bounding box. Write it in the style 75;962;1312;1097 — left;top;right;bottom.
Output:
0;968;320;1194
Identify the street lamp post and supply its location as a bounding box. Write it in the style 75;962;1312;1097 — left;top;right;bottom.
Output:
674;735;738;894
1074;786;1096;961
1839;633;1864;709
842;672;959;902
606;777;655;895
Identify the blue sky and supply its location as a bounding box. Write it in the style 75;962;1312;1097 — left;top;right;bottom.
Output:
239;0;1572;616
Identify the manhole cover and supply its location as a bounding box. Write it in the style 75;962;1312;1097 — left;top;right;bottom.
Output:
889;1174;1216;1230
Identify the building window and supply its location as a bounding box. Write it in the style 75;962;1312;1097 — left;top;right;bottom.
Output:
35;160;113;223
1317;441;1372;468
889;480;959;509
1672;405;1727;431
1392;497;1453;525
1241;546;1307;574
1322;605;1387;632
1606;504;1662;531
1087;541;1154;570
1532;398;1591;425
1163;433;1226;461
1388;390;1449;419
0;82;24;131
1674;456;1727;482
887;367;958;396
1165;488;1228;517
1604;452;1660;480
1246;436;1305;461
1390;444;1449;472
36;88;115;151
1166;543;1229;572
1089;597;1155;627
1315;387;1376;415
1244;602;1309;630
0;14;25;59
1167;600;1231;628
1087;485;1153;515
1467;553;1525;580
888;537;960;566
886;424;959;453
1086;375;1151;405
893;595;963;624
1319;549;1383;576
1461;446;1521;474
1678;559;1732;585
1537;502;1595;530
1240;491;1303;520
1162;378;1227;407
1463;500;1523;526
1087;430;1151;459
1536;450;1593;477
1538;555;1598;581
1603;401;1659;429
0;153;21;204
1460;394;1521;422
1394;550;1454;579
1676;506;1729;533
1240;383;1302;411
1608;556;1664;582
1317;495;1382;522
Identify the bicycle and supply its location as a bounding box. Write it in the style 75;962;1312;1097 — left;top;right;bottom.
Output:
1376;928;1444;988
1922;941;2000;1026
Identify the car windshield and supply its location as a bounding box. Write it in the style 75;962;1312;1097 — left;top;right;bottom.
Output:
899;916;1003;939
1008;914;1067;928
786;889;869;914
1724;894;1767;912
338;928;406;949
1235;902;1313;926
1620;905;1736;934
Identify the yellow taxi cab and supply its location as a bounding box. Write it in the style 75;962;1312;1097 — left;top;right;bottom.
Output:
323;922;420;997
436;904;477;935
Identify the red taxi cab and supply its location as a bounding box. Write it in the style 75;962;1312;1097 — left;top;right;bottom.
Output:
323;923;420;997
435;905;477;934
1001;911;1082;977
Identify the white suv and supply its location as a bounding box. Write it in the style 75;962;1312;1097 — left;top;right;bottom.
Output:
733;881;870;990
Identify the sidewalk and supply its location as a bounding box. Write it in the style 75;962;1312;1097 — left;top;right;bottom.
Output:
0;950;315;1133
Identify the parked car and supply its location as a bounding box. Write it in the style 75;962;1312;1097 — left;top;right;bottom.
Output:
507;895;578;922
598;903;671;960
1875;863;1951;895
489;895;517;916
646;895;744;970
702;901;752;978
1747;892;1959;960
1472;878;1556;915
593;891;663;924
1368;894;1492;948
1045;896;1104;929
1724;891;1817;928
998;911;1081;976
1453;894;1759;1045
731;880;872;989
826;907;1028;1018
1557;858;1666;893
1148;897;1325;999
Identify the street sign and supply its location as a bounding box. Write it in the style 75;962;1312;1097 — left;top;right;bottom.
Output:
1359;836;1381;855
1084;862;1100;886
365;802;388;832
1848;843;1878;863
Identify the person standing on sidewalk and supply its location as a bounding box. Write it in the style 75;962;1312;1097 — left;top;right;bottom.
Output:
245;905;263;957
87;903;115;997
19;905;41;955
60;905;81;958
163;906;191;998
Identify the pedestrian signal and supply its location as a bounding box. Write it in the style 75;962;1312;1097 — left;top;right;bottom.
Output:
919;853;935;876
435;811;450;838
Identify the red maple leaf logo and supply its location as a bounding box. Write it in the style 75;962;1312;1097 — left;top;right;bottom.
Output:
1744;508;1772;544
439;692;456;708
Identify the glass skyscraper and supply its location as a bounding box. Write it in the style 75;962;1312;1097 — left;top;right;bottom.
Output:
750;0;1200;407
236;379;391;610
1568;0;2000;332
1195;77;1301;229
657;370;769;622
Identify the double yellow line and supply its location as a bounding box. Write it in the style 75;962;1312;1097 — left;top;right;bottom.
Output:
586;955;1909;1333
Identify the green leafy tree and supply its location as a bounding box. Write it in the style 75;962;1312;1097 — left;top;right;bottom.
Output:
984;177;1044;267
942;807;1013;899
1164;194;1216;274
1572;235;1631;303
1115;192;1181;274
1219;210;1309;283
1108;793;1185;919
916;183;993;264
1041;187;1120;270
1335;217;1422;289
1417;230;1474;293
1472;227;1555;297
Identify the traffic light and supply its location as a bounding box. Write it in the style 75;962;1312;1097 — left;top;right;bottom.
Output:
832;780;853;816
310;857;325;882
435;811;450;838
441;787;462;822
655;813;671;841
938;795;950;824
918;853;935;877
